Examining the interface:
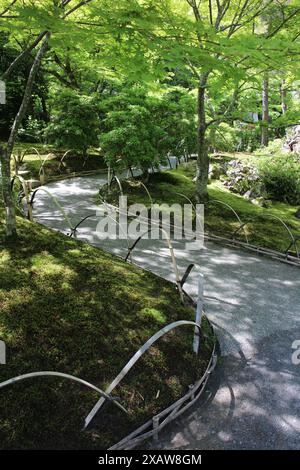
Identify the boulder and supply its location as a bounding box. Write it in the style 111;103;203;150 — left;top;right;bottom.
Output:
210;164;221;180
284;124;300;154
243;190;252;200
250;197;269;208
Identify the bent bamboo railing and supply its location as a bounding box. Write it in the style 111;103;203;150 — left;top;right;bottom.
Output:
15;157;300;268
29;187;73;232
109;337;217;450
233;214;299;259
125;226;184;301
207;199;249;244
0;371;128;415
11;174;33;221
84;320;207;430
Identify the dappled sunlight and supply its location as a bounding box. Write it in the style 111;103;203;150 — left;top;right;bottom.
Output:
27;171;300;450
0;206;214;449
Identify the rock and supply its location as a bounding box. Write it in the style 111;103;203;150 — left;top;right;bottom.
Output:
251;197;266;207
210;164;221;180
243;190;252;200
263;199;272;208
250;198;259;206
284;124;300;154
296;207;300;219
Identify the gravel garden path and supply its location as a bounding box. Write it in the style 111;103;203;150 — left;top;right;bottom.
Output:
32;170;300;450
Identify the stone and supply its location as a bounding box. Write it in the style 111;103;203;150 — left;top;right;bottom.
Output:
284;124;300;154
210;164;221;180
263;199;272;208
251;197;266;207
243;190;252;200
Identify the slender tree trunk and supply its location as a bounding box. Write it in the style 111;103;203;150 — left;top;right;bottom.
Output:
0;146;16;237
280;79;287;114
196;74;210;202
0;32;50;237
261;72;269;147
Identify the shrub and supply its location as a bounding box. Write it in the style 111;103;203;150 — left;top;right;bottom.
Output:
18;117;45;142
99;88;197;172
235;125;261;152
100;104;163;172
258;155;300;205
44;89;100;156
208;123;239;153
255;139;284;156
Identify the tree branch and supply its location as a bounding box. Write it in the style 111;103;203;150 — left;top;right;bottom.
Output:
44;67;77;89
207;87;239;127
0;0;17;18
267;7;300;39
2;30;48;80
7;33;50;159
208;0;213;25
63;0;94;18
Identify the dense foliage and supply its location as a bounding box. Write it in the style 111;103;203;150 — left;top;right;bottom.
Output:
44;89;100;156
0;32;47;140
259;154;300;205
99;87;196;172
1;0;300;236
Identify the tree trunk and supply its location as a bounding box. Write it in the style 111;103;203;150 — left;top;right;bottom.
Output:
196;74;210;203
261;72;269;147
0;146;16;238
280;79;287;114
0;32;50;237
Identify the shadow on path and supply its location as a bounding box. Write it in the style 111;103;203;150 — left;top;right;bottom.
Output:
32;175;300;450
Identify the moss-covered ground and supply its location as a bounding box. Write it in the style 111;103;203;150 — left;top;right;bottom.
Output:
0;211;214;449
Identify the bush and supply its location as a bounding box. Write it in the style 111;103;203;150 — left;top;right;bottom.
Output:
45;89;100;156
99;88;197;172
208;123;239;153
18;117;45;142
255;139;284;156
258;155;300;205
236;125;261;152
100;103;162;171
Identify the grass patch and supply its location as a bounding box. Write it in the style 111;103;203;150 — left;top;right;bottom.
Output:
22;153;107;180
0;212;214;449
101;160;300;255
2;141;107;181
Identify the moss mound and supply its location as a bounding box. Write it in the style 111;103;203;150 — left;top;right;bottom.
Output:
0;213;214;449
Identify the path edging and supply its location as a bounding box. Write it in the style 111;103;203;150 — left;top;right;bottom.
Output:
108;323;217;450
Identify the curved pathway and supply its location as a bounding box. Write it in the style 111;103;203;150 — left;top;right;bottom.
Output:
32;172;300;450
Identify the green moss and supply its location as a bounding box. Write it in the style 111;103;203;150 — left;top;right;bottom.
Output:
140;308;167;324
3;141;107;181
0;212;214;449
